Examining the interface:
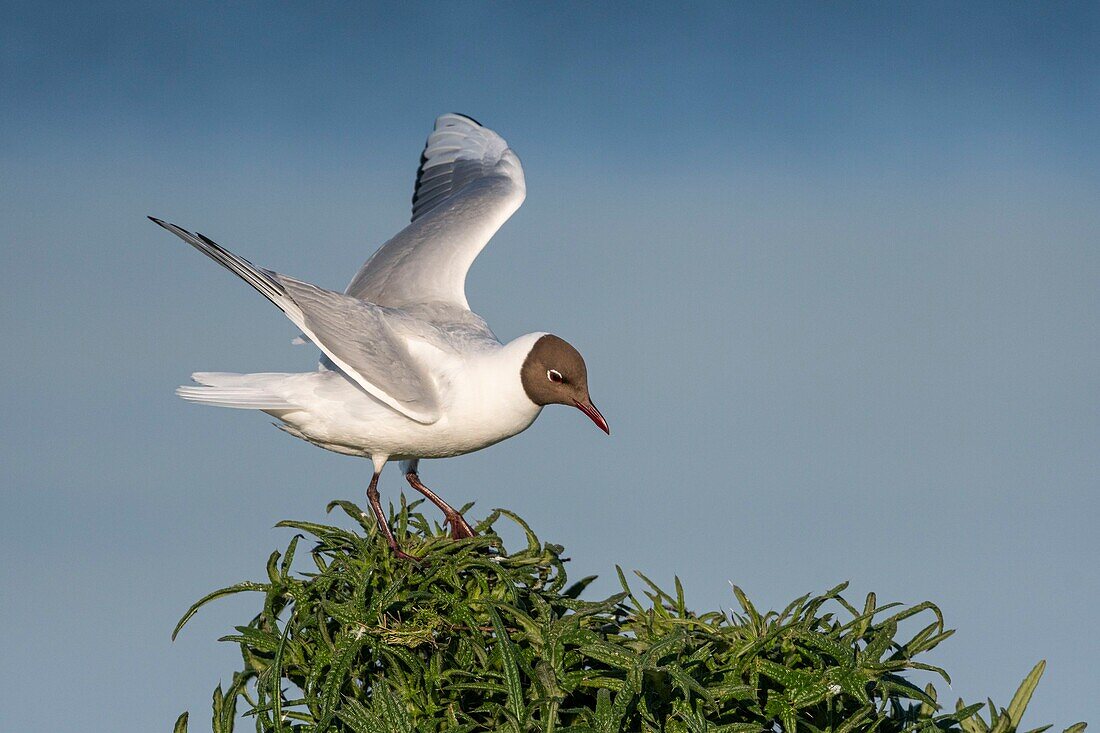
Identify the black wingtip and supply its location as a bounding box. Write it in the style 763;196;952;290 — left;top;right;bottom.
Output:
149;217;205;244
195;232;219;248
148;216;186;234
450;112;483;126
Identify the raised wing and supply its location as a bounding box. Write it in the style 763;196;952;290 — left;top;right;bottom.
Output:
150;218;441;424
344;113;526;309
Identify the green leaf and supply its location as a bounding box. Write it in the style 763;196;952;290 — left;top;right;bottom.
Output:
707;680;754;701
765;694;798;732
834;705;873;733
608;666;641;732
326;499;377;533
316;630;366;731
877;673;936;706
493;508;541;554
563;575;599;599
173;711;188;733
172;582;268;640
583;639;639;671
960;698;992;733
791;628;854;664
338;698;385;733
280;534;303;577
210;683;233;733
593;688;615;733
828;667;871;705
862;618;898;663
731;584;762;625
490;605;527;728
218;626;282;653
1007;661;1045;727
375;684;415;733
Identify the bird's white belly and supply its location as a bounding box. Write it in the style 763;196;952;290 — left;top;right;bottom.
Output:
267;369;541;461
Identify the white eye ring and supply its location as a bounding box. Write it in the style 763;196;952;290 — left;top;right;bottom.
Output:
547;369;563;383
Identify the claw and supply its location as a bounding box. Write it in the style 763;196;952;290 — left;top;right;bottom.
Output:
446;513;476;539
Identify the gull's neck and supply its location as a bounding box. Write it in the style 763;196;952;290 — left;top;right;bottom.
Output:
489;331;549;406
448;332;547;431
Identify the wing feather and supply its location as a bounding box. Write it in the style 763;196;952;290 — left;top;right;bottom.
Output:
343;113;525;309
149;217;441;424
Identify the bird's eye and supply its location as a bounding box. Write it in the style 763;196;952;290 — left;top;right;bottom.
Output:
547;369;563;383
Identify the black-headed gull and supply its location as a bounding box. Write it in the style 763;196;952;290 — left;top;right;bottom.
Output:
151;114;607;558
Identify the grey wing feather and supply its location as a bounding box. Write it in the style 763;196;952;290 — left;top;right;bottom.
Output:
275;277;441;416
149;217;441;424
344;113;526;310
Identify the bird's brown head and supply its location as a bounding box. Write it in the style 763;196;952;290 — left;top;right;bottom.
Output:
520;334;609;434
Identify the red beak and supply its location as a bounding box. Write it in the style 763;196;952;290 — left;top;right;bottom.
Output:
573;398;610;435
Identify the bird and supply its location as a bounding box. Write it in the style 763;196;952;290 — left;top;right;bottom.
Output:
150;113;608;559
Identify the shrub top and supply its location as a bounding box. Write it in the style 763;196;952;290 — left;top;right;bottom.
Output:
172;498;1085;733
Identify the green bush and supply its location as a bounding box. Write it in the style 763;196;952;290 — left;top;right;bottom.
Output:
172;498;1086;733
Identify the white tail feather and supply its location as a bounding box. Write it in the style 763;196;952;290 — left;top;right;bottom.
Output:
178;372;293;410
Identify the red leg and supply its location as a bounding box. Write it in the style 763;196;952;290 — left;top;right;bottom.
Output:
405;472;475;539
366;472;418;561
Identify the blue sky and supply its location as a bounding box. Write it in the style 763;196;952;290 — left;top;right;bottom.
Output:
2;2;1097;729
